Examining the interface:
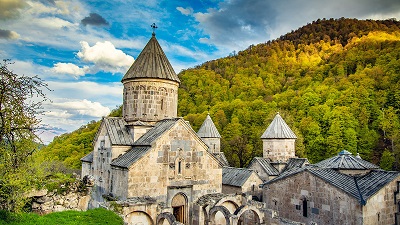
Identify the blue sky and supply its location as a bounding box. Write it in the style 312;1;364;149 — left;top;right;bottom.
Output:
1;0;400;143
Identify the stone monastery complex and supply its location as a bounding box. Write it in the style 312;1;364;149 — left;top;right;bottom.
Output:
81;31;400;225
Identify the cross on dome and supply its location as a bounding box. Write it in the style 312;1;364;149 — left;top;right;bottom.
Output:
151;23;158;36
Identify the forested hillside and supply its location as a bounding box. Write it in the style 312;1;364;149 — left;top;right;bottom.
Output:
38;18;400;170
179;18;400;168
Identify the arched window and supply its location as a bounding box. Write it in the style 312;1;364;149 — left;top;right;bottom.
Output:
302;199;308;217
178;161;182;174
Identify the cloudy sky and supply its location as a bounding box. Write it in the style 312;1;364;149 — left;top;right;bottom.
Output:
1;0;400;143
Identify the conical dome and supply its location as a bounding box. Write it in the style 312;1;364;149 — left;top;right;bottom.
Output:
122;34;180;83
261;113;297;139
198;114;221;138
122;33;180;123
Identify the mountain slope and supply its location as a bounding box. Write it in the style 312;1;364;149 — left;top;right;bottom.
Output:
178;18;400;168
38;18;400;170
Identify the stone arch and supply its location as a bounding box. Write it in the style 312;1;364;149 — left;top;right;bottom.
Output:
234;205;263;224
171;193;188;224
209;205;231;225
215;196;241;211
158;87;167;92
156;212;176;225
125;211;154;225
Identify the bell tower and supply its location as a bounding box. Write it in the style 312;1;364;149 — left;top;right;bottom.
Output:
121;26;180;124
261;113;297;162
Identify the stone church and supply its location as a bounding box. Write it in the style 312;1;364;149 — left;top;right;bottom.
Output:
81;30;400;225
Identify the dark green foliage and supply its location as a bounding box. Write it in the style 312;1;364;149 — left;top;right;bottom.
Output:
178;18;400;167
34;121;101;170
0;208;123;225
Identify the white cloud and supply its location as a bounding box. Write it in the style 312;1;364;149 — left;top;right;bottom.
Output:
45;81;122;101
44;110;74;119
49;99;111;117
177;6;193;16
77;41;134;73
52;62;89;77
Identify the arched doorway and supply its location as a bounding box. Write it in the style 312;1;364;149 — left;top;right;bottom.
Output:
209;206;231;225
238;210;260;225
126;211;154;225
234;205;264;225
171;193;188;224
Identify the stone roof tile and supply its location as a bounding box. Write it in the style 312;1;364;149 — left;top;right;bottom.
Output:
133;118;180;146
264;166;400;205
261;113;297;139
110;146;152;168
122;35;180;83
222;167;256;187
248;157;280;176
197;114;221;138
80;151;93;163
104;117;135;145
314;151;379;170
282;158;310;173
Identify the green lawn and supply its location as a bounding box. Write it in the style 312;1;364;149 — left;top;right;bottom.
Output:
0;208;123;225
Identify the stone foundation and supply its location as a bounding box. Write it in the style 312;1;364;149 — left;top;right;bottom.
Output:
28;180;91;215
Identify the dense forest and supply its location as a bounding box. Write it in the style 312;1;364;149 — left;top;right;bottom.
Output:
36;18;400;171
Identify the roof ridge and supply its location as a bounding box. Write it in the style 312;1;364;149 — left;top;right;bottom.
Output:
353;176;366;205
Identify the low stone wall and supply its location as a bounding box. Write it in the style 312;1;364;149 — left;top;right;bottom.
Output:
28;180;91;215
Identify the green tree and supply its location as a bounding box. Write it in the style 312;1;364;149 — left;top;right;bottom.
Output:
380;149;395;171
0;60;49;212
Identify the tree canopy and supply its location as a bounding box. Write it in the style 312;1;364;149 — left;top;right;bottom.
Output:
0;60;49;212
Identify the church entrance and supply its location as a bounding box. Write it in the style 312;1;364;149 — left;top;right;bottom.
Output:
173;205;184;222
171;193;187;224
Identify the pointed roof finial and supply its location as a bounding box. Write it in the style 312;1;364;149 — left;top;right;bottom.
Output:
151;23;158;36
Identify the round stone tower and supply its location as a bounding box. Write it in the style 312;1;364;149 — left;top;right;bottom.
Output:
121;33;180;124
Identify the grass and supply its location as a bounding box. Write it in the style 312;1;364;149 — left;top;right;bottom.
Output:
0;208;123;225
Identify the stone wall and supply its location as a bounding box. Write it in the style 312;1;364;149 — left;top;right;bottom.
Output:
123;79;179;123
362;178;398;225
29;180;91;215
263;170;363;224
123;119;222;201
248;160;278;182
262;139;295;162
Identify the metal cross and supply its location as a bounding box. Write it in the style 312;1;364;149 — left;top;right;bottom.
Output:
151;23;158;35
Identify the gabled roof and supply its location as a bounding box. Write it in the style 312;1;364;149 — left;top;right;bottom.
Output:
248;157;280;176
111;118;180;168
197;114;221;138
357;170;399;200
81;151;93;163
264;167;400;205
261;113;297;139
282;158;310;173
213;152;230;166
104;117;135;145
111;117;224;169
122;34;180;83
110;146;152;168
222;167;257;187
133;118;180;146
314;150;379;170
